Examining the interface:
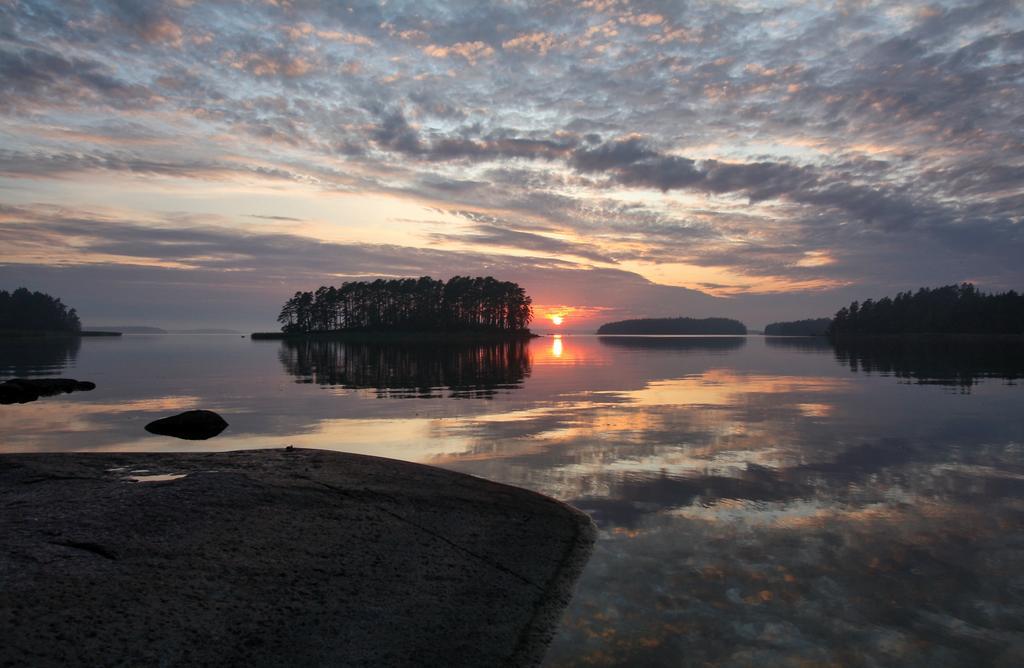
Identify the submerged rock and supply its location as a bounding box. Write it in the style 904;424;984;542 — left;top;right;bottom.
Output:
0;378;96;405
144;410;228;440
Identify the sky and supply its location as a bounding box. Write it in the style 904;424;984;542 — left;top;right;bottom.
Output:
1;0;1021;331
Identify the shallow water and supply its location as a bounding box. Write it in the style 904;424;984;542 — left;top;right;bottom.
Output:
3;334;1024;666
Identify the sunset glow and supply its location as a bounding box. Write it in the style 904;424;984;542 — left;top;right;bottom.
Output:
550;315;564;326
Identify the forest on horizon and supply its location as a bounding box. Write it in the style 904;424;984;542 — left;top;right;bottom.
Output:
277;276;533;334
828;284;1024;336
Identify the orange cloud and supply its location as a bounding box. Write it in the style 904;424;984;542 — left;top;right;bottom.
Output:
284;23;374;45
503;32;558;55
226;52;315;77
619;13;665;27
143;18;184;47
423;41;495;63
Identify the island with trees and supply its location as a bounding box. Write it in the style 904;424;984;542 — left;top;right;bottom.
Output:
827;284;1024;337
253;276;535;341
596;317;747;335
764;318;832;337
0;288;118;337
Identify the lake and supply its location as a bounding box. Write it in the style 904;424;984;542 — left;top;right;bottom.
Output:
3;333;1024;665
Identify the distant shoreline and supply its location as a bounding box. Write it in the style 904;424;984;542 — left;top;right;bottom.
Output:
250;329;539;342
595;317;747;336
595;333;749;337
0;329;122;339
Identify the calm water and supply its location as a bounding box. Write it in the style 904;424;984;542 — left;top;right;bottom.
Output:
3;334;1024;665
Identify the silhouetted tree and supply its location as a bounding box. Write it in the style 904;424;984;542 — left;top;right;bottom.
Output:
0;288;81;332
828;284;1024;336
277;276;533;333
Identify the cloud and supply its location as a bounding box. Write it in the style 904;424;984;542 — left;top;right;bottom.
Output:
0;149;312;184
570;137;657;171
0;47;153;109
502;32;558;55
247;214;305;222
227;51;316;78
0;203;737;329
107;0;183;46
1;0;1021;325
422;41;495;63
430;221;616;264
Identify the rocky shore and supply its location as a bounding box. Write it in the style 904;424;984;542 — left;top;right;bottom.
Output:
0;448;595;667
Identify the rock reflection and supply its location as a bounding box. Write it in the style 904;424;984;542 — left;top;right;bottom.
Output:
0;336;80;376
278;339;532;398
832;337;1024;388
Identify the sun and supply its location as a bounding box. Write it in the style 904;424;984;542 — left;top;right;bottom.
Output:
550;315;564;326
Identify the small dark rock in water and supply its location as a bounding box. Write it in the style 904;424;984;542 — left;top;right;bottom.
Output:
0;378;96;405
145;410;229;440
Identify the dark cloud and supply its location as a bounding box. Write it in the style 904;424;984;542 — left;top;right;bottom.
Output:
247;214;306;222
430;222;616;264
0;47;152;108
369;107;577;163
106;0;180;43
0;149;307;183
613;154;704;191
371;108;424;154
570;137;656;171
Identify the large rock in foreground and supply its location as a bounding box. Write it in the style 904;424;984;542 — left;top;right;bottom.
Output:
0;449;595;667
144;409;229;440
0;378;95;404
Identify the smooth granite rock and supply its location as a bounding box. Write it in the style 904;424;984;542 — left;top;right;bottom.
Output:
144;409;229;440
0;448;595;667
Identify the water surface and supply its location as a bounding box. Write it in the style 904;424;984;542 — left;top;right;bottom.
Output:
2;334;1023;666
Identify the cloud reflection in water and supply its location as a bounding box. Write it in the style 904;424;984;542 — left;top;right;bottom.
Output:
1;334;1023;664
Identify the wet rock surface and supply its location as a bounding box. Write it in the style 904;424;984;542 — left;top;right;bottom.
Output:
0;448;595;667
0;378;96;404
144;409;229;440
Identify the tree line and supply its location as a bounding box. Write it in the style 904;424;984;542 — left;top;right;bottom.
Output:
596;317;747;335
277;276;533;333
0;288;81;332
764;318;832;336
828;283;1024;336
